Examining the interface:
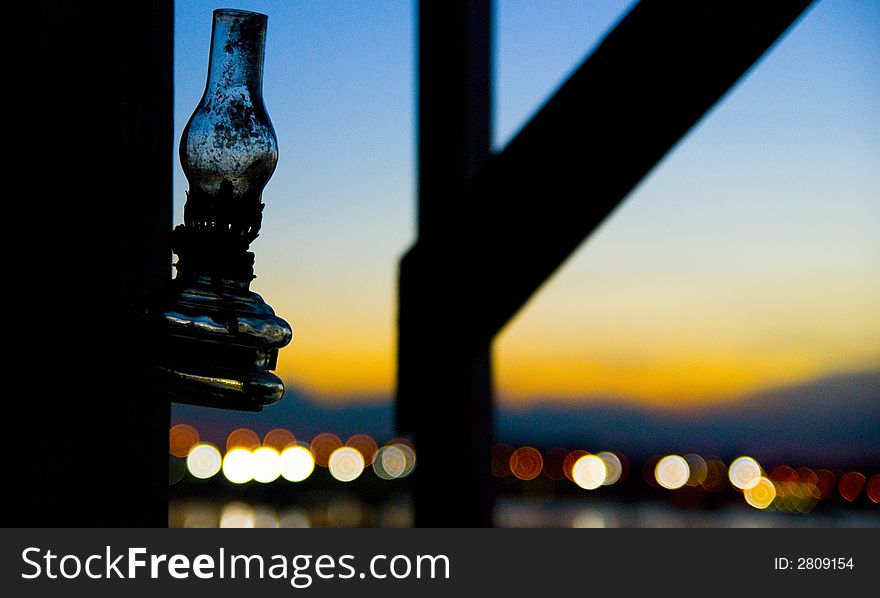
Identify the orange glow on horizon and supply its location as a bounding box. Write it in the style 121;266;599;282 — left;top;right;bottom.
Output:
260;241;880;408
273;317;394;399
273;334;879;408
494;350;880;407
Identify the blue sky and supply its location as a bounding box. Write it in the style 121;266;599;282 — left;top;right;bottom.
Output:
173;1;879;406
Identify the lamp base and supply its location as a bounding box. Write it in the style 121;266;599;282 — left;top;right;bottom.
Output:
152;367;284;411
152;275;292;411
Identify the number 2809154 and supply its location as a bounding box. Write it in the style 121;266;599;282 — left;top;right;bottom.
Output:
774;557;853;570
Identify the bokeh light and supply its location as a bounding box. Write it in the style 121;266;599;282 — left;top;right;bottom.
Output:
251;447;282;483
373;445;401;480
378;500;415;528
597;451;623;486
791;479;818;500
280;445;315;482
543;447;569;481
683;453;708;487
262;428;296;451
226;428;260;452
374;445;405;479
178;502;218;528
326;497;364;527
571;510;606;528
701;457;727;492
796;467;818;488
572;454;606;490
169;424;199;458
771;465;798;484
563;449;588;482
186;443;222;479
729;456;762;490
815;469;837;499
866;474;880;504
773;471;820;513
253;505;280;528
838;472;866;502
328;446;365;482
392;443;417;478
219;502;255;528
744;476;776;509
386;437;416;450
510;446;543;481
279;508;311;528
655;455;690;490
491;443;514;477
222;448;254;484
373;444;416;480
311;433;343;468
346;434;379;466
169;456;186;485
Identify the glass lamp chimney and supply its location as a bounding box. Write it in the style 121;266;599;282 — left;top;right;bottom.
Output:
181;9;277;205
174;9;278;282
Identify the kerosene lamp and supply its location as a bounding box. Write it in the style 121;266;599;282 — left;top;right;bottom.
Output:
153;9;291;411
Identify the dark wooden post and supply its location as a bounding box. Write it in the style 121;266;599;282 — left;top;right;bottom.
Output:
11;0;173;526
397;0;494;527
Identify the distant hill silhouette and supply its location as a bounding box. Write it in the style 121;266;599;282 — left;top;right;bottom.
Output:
498;370;880;464
173;369;880;465
173;388;394;447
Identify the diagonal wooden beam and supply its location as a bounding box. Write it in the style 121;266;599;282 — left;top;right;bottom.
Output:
408;0;815;344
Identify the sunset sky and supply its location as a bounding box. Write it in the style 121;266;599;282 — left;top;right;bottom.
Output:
173;0;879;409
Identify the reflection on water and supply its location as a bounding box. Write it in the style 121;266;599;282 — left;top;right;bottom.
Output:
495;498;879;528
170;496;877;529
170;495;415;528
